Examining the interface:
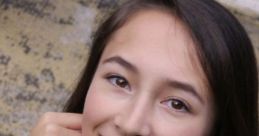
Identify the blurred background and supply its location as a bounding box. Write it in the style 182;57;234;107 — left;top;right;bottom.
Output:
0;0;258;135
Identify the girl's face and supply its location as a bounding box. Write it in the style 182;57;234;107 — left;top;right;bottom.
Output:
82;10;214;136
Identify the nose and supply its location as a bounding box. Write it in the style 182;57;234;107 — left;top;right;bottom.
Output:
113;98;151;136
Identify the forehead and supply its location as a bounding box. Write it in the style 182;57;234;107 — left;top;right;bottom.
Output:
107;9;196;61
102;9;209;98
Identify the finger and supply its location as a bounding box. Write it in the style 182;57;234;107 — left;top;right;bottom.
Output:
41;112;83;130
61;127;81;136
44;124;82;136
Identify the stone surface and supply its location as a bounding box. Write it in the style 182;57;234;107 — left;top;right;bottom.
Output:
217;0;259;15
0;0;122;135
0;0;258;135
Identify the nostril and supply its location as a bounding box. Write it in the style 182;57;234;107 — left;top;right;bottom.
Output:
113;116;122;127
113;115;151;136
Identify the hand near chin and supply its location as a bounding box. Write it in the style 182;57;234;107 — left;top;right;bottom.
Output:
30;112;82;136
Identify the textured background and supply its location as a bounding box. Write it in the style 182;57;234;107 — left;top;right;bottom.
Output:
0;0;258;135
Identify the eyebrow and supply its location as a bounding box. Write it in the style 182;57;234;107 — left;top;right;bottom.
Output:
102;56;204;104
102;56;138;73
166;79;204;104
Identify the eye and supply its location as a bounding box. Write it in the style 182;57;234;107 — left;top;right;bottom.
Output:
161;98;191;113
106;74;130;90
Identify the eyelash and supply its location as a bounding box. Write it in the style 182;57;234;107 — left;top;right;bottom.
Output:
160;97;191;113
105;74;191;113
105;74;131;90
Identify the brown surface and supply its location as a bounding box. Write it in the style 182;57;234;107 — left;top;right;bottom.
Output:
0;0;258;135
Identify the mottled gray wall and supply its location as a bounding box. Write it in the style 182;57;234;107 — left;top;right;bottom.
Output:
0;0;125;135
0;0;258;136
218;0;259;14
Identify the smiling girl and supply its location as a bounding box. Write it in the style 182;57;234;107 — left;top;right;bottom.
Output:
31;0;258;136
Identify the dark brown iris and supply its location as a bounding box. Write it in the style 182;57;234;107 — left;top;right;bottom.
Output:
115;78;128;88
171;100;185;110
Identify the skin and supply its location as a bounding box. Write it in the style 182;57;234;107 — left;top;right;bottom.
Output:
30;9;215;136
30;112;82;136
82;10;215;136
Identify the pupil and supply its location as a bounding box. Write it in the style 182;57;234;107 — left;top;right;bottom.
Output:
116;78;127;87
172;100;183;110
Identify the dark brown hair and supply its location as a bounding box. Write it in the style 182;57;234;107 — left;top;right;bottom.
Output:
64;0;258;135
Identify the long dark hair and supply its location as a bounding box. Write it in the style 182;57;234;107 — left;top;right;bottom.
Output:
64;0;258;135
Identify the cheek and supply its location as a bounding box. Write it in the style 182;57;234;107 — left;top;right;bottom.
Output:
81;79;119;134
82;84;105;133
152;113;211;136
153;121;207;136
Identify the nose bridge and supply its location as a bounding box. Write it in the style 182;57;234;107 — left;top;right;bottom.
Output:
115;93;151;135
